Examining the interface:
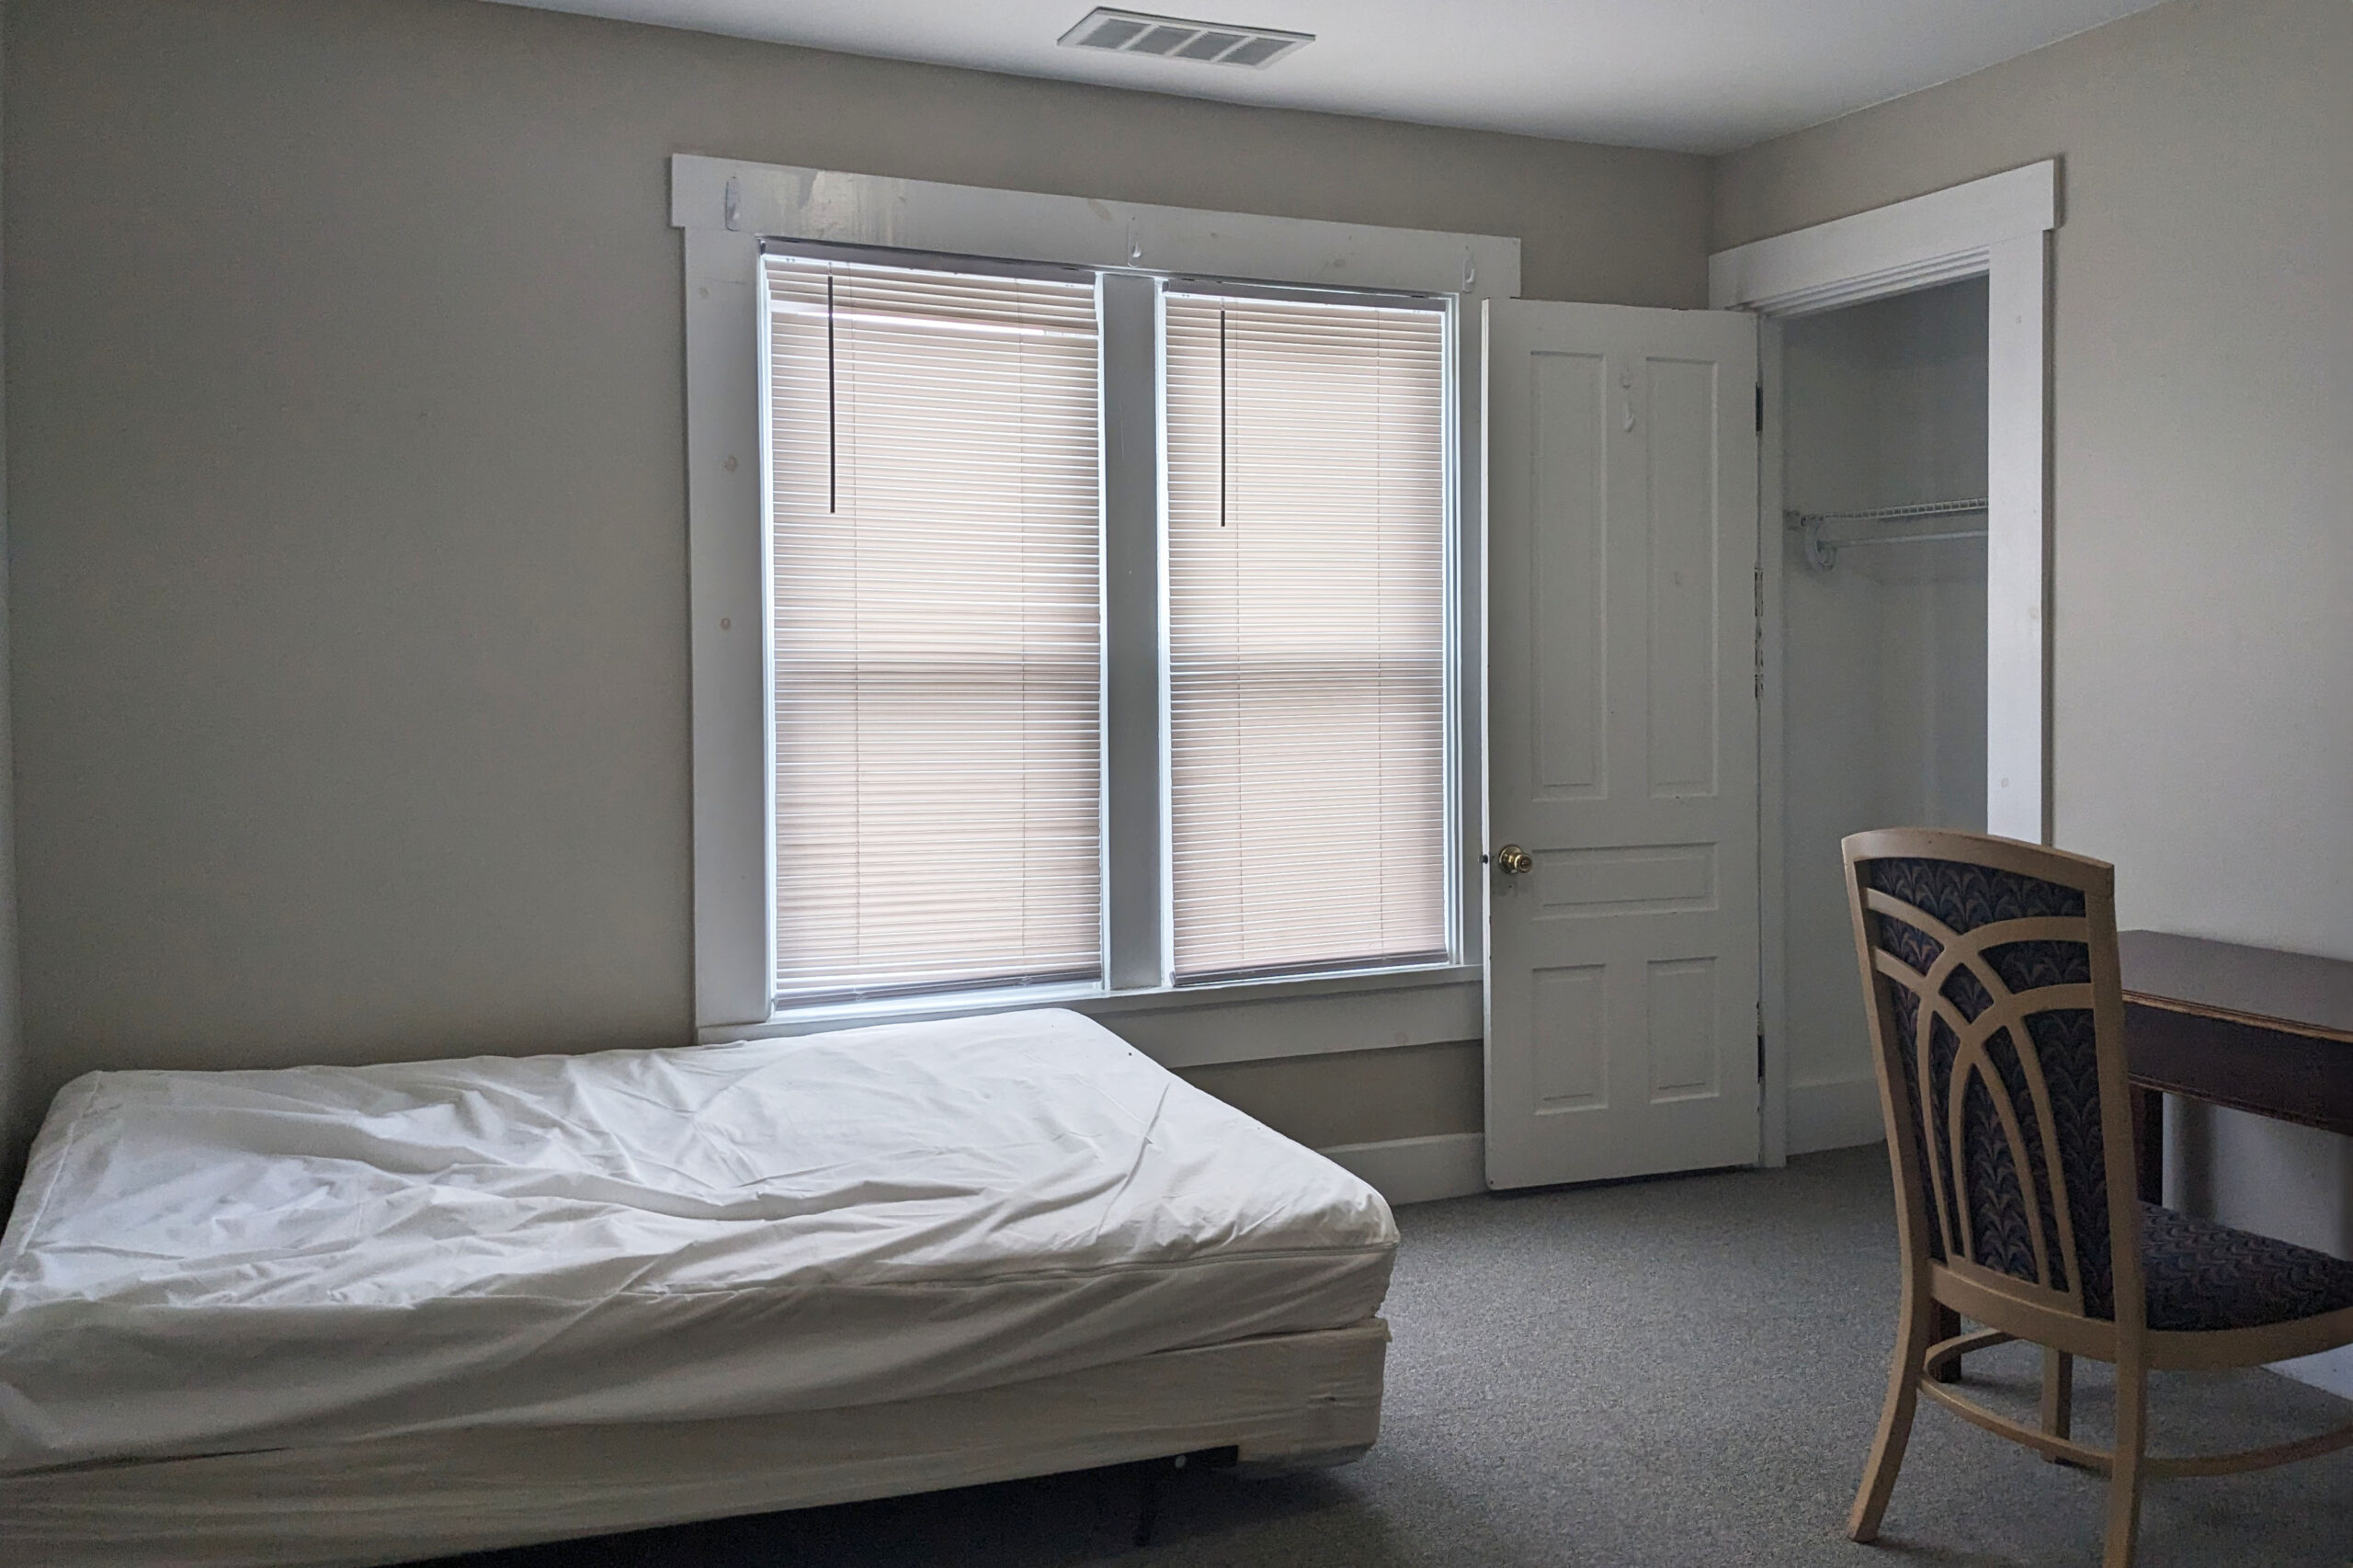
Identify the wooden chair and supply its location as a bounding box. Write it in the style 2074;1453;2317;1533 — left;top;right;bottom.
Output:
1840;828;2353;1568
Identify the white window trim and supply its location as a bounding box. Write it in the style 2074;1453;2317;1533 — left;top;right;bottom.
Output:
674;154;1518;1060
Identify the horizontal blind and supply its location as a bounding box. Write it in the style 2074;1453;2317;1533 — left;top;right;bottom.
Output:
765;256;1103;1002
1164;290;1449;983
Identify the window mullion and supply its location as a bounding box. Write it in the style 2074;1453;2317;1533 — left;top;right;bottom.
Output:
1100;271;1166;992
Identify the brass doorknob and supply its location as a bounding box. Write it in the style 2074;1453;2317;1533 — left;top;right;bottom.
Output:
1495;844;1534;875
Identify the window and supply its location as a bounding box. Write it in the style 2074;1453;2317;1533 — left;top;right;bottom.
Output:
1163;290;1450;983
759;251;1455;1009
763;256;1104;1003
674;162;1513;1036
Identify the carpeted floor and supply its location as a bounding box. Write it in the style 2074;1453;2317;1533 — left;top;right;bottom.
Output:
429;1147;2353;1567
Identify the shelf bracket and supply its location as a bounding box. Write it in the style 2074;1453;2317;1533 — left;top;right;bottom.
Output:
1785;498;1990;570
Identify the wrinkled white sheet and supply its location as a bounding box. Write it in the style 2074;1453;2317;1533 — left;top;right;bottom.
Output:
0;1008;1395;1473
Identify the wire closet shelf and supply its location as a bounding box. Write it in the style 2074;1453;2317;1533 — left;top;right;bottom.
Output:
1786;497;1988;569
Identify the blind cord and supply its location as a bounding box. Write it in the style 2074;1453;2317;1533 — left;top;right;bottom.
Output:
826;275;838;515
1219;308;1228;528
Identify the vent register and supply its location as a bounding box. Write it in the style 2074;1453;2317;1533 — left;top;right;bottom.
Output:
1058;7;1313;68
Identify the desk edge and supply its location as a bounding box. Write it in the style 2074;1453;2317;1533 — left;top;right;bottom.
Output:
2121;990;2353;1049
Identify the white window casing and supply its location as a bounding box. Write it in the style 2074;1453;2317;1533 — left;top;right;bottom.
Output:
676;155;1518;1064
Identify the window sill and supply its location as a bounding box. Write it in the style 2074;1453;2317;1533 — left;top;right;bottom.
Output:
699;962;1483;1068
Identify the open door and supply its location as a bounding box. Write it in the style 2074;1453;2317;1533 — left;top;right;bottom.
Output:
1483;300;1761;1191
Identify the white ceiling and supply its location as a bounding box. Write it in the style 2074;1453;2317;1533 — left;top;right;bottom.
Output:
480;0;2165;153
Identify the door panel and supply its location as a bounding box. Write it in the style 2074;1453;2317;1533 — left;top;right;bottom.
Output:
1484;300;1760;1191
1531;352;1607;796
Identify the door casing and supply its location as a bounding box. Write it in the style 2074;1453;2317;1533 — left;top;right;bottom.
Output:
1711;161;2060;1166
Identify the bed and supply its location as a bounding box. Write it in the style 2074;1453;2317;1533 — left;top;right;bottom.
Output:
0;1007;1396;1567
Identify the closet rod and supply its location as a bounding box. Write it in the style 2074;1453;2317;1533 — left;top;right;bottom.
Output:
1786;497;1988;527
1786;498;1986;569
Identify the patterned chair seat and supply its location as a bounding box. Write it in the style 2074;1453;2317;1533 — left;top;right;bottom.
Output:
2140;1202;2353;1332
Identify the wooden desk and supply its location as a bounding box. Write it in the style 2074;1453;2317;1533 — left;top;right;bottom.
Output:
2120;930;2353;1203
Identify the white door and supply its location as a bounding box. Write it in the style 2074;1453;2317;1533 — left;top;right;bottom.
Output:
1483;300;1761;1190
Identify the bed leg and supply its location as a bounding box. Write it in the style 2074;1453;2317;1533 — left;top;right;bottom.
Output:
1133;1452;1190;1548
1133;1460;1163;1547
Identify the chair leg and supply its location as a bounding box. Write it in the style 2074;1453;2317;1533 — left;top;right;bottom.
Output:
2040;1347;2074;1463
1927;1302;1965;1381
1849;1287;1935;1543
2101;1358;2148;1568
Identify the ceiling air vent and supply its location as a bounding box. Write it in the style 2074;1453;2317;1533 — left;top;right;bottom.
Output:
1058;8;1313;68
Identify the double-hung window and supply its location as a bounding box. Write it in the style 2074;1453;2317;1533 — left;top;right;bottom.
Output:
757;246;1456;1011
677;163;1510;1034
1161;289;1450;983
764;257;1106;1003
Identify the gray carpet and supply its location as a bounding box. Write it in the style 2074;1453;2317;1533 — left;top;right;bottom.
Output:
432;1148;2353;1567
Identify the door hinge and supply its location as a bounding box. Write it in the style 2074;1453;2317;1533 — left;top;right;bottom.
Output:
1757;1033;1767;1082
1752;564;1765;700
1755;382;1764;433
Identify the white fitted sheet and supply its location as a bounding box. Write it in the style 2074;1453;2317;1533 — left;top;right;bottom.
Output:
0;1008;1395;1474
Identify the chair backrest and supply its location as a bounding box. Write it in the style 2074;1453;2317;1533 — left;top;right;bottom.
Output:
1842;829;2143;1328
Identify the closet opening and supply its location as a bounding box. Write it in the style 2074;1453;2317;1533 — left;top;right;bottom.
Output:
1776;276;1991;1156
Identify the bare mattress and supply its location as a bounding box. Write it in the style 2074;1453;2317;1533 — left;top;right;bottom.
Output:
0;1008;1397;1475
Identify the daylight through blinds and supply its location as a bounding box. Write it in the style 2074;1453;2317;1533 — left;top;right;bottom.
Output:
1164;290;1449;983
765;255;1103;1001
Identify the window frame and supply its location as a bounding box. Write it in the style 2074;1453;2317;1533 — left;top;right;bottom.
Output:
758;244;1112;1007
1153;279;1461;987
676;155;1518;1064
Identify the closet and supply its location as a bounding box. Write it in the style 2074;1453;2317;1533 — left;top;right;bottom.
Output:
1778;277;1991;1154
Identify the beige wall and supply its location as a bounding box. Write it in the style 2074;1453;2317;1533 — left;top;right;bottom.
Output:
1717;0;2353;1385
1;0;1709;1166
1185;1040;1483;1150
0;0;18;1176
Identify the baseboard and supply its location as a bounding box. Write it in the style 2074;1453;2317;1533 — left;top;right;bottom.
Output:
1789;1077;1885;1156
1318;1132;1485;1206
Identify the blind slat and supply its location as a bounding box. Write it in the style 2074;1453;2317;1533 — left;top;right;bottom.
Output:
766;256;1104;1002
1164;292;1449;983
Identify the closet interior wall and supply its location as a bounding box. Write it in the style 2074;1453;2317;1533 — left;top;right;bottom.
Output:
1780;277;1990;1155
